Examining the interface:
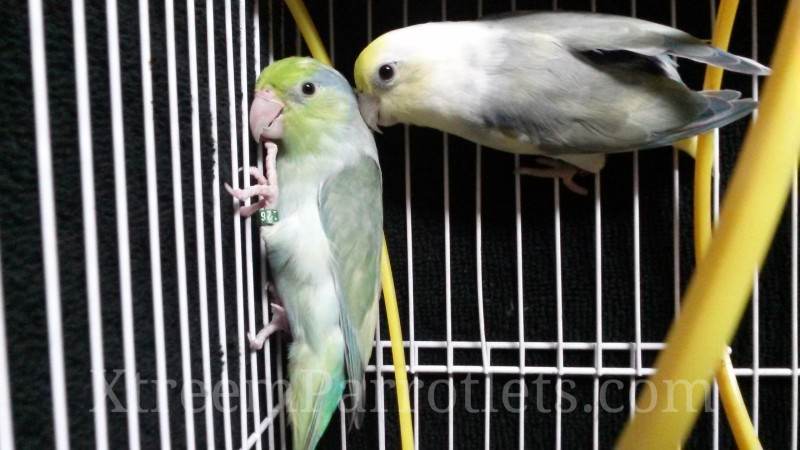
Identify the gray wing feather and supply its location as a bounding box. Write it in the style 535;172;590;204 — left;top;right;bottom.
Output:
319;156;382;429
484;11;770;75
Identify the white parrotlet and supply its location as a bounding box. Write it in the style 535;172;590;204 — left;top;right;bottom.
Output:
354;11;770;193
227;57;382;450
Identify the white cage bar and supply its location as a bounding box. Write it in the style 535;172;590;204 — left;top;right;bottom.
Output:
29;0;71;447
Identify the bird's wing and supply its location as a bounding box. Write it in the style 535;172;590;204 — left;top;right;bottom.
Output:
474;30;705;153
319;154;383;429
472;14;756;154
484;11;770;75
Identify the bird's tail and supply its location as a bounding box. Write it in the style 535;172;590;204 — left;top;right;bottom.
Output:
653;90;756;149
288;340;346;450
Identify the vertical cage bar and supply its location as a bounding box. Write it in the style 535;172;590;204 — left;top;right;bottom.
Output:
712;380;720;450
222;0;250;444
589;4;601;449
440;2;454;448
791;169;798;450
375;320;386;450
553;180;564;450
187;0;217;446
239;0;264;445
672;145;681;319
443;131;454;450
139;0;173;445
107;0;142;446
593;172;602;450
710;5;724;445
751;240;760;432
276;340;287;450
627;353;636;419
294;15;301;55
205;0;234;447
255;2;278;449
398;2;419;447
473;3;492;448
628;0;641;429
28;1;71;444
476;148;491;450
670;0;681;319
550;6;563;450
633;149;642;376
165;0;197;446
713;127;720;225
551;3;563;447
338;402;347;450
0;243;14;449
71;0;109;447
512;8;525;449
507;4;525;448
513;153;525;450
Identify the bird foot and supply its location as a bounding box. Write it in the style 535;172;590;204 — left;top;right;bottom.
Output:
225;142;279;217
516;157;589;195
247;303;289;351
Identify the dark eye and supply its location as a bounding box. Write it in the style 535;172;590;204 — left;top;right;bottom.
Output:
301;82;315;95
378;64;394;81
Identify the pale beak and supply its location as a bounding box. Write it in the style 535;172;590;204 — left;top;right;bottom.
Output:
249;89;285;142
356;92;383;133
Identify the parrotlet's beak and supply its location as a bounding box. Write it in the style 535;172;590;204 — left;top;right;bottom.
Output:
249;89;284;142
356;92;383;133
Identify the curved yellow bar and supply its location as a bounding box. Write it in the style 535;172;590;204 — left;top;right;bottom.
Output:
692;1;762;448
695;0;739;259
283;0;331;67
618;1;800;448
283;2;415;449
718;352;761;449
380;242;415;450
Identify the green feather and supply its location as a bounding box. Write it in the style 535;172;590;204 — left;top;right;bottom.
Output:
319;156;383;428
254;57;383;449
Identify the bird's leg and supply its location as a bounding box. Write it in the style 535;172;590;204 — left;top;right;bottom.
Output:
516;157;589;195
225;141;279;217
248;283;290;351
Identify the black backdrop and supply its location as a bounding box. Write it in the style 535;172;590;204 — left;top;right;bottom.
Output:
0;0;796;449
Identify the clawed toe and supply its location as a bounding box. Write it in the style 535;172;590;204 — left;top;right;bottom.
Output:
225;144;280;217
247;332;263;351
517;158;589;195
247;301;290;352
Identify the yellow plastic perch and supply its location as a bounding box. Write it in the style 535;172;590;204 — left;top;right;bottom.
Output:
618;1;800;449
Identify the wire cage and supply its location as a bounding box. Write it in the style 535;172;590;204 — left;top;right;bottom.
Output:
0;0;797;449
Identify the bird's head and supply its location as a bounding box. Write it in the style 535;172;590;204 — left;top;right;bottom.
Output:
250;57;357;151
354;24;445;132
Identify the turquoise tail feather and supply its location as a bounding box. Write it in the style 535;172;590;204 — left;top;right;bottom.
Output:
288;339;346;450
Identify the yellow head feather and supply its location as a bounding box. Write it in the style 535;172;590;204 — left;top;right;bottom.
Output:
354;36;387;94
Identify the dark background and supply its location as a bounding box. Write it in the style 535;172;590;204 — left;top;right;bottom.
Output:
0;0;796;448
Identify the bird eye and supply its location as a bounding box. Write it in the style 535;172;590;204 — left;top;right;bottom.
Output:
301;82;316;95
378;64;395;81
